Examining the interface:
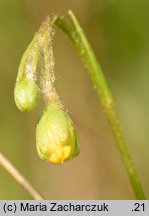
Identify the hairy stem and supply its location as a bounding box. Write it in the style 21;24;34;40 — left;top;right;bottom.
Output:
16;35;40;82
55;11;146;199
0;153;44;200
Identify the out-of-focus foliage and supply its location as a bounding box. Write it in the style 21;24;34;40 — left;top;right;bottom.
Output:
0;0;149;199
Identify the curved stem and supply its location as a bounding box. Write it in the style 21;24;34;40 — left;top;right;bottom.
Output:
55;11;146;199
0;153;44;200
16;35;40;82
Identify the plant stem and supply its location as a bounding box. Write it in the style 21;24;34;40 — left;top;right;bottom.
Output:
0;153;44;200
16;34;40;82
55;11;146;199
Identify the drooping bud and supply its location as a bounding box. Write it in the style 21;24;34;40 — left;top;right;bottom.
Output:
36;102;80;164
14;78;40;112
14;29;42;112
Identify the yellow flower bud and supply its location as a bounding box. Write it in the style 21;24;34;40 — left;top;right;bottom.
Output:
36;103;80;164
14;78;40;112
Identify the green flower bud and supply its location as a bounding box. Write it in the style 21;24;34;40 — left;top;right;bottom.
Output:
14;78;40;112
36;103;80;164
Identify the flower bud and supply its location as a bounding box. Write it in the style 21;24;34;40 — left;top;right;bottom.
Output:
36;103;80;164
14;78;40;112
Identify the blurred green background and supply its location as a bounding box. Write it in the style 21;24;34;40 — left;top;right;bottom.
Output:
0;0;149;199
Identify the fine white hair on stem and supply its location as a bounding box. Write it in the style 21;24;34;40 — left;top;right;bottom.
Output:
37;16;61;104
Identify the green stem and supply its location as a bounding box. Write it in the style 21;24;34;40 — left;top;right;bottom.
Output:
55;11;146;199
17;34;40;82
